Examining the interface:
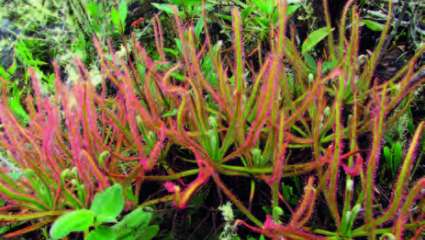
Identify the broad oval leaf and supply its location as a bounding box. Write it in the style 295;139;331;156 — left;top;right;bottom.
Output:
122;225;159;240
139;225;160;240
114;208;153;231
301;27;333;55
90;184;124;223
50;209;95;239
87;226;117;240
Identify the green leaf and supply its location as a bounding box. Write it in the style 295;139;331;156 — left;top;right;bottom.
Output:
162;108;178;118
23;169;53;208
272;206;284;218
362;19;384;32
140;225;160;240
0;65;10;80
171;71;185;81
119;0;128;26
175;38;183;53
114;209;159;240
124;225;159;240
251;148;265;166
164;47;179;58
170;0;201;7
90;184;124;223
301;27;333;55
287;4;301;16
114;208;153;230
383;146;391;162
87;226;117;240
8;93;29;124
281;184;296;205
111;8;121;33
7;61;17;75
322;59;338;73
14;40;46;67
194;17;204;38
347;204;361;233
124;185;138;203
86;1;102;32
111;0;128;33
384;144;394;174
304;53;317;73
252;0;274;15
392;142;403;173
151;3;175;15
86;1;100;19
340;210;351;234
50;209;95;239
98;151;110;168
201;54;218;87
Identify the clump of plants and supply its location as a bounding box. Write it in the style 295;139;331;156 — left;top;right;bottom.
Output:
0;0;424;239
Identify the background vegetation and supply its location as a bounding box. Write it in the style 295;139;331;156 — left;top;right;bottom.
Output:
0;0;424;239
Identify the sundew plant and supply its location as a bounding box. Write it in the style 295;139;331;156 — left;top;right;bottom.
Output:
0;0;424;239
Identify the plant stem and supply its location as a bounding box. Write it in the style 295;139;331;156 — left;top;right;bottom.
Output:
144;169;199;181
0;211;64;222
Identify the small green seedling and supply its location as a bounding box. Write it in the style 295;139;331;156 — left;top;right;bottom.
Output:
383;141;403;176
49;184;159;240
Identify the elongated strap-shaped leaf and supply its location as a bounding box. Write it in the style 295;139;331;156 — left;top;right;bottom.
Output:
0;210;63;221
364;84;387;238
